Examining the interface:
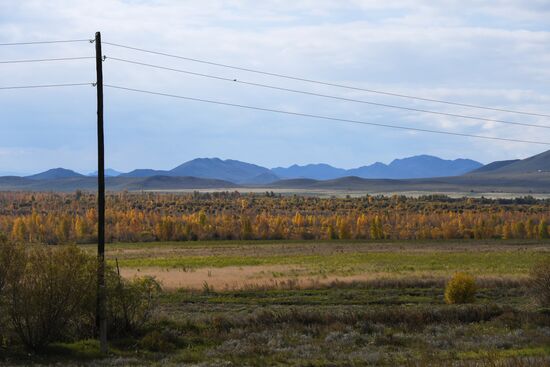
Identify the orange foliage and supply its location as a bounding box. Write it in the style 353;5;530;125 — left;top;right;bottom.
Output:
0;192;548;244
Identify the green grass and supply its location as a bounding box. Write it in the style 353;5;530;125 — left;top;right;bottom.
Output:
149;284;550;366
114;251;544;276
92;238;548;250
11;240;547;366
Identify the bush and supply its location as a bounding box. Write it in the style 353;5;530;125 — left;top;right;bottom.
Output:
7;245;96;351
0;237;25;347
444;272;477;304
0;242;162;352
0;236;24;299
139;330;176;353
529;257;550;307
105;271;162;336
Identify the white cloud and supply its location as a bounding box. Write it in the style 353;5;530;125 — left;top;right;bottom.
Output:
0;0;548;171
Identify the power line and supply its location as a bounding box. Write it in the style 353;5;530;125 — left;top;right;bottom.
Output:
102;41;550;118
0;83;94;90
106;56;550;130
0;56;94;64
104;84;550;146
0;39;92;46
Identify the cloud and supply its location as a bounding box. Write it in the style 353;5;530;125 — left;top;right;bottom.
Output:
0;0;548;171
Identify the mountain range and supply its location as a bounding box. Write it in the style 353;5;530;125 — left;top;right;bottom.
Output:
1;150;549;193
272;155;481;180
27;155;482;184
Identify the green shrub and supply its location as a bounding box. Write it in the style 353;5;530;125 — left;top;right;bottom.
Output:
529;257;550;307
105;271;162;336
0;237;25;347
0;242;162;352
444;272;477;304
138;330;176;353
7;245;96;351
0;237;24;299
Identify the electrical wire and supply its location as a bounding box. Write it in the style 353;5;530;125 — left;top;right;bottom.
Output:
104;84;550;146
102;41;550;118
105;56;550;130
0;39;92;46
0;56;94;64
0;83;94;90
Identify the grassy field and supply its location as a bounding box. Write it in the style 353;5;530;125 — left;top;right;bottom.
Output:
4;239;549;366
12;239;531;366
80;240;546;290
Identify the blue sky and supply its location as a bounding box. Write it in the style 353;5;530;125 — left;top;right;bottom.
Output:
1;0;549;175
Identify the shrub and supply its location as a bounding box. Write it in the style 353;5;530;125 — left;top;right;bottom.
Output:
0;236;24;299
1;242;162;352
0;237;25;347
529;257;550;307
7;245;96;351
138;330;176;353
444;272;477;304
105;271;162;336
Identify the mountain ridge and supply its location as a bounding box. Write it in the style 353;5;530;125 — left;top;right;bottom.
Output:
26;168;85;180
274;155;482;180
9;150;550;191
9;155;485;184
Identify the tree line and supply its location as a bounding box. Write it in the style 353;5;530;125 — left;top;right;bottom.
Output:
1;191;549;244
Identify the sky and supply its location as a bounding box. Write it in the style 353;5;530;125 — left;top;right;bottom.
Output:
1;0;549;175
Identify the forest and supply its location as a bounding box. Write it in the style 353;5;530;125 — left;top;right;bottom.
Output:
1;191;549;244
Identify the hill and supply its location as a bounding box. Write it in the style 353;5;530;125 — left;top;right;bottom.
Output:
88;169;123;177
5;150;548;193
273;156;482;180
17;154;483;185
119;158;275;184
348;155;482;179
272;164;347;180
0;176;238;191
26;168;84;180
469;160;520;174
471;150;550;175
170;158;273;183
120;169;170;178
267;173;550;193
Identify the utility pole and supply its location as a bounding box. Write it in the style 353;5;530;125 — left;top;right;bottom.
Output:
94;31;107;355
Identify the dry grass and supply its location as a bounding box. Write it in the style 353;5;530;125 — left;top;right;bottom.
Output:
120;265;529;291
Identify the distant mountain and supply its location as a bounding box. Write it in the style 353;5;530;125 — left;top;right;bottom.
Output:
365;155;483;179
245;171;281;185
170;158;274;184
120;169;169;178
468;160;520;174
469;150;550;175
0;171;26;176
118;158;276;184
3;150;550;193
272;164;347;180
121;176;239;190
268;173;550;193
88;169;123;177
0;175;238;191
9;155;484;186
27;168;84;180
273;155;482;180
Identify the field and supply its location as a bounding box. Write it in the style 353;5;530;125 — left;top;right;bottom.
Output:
98;240;543;290
43;239;546;366
1;193;550;366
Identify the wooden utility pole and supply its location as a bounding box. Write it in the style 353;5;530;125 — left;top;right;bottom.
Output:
94;31;107;354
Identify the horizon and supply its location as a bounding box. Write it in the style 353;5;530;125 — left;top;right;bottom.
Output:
2;152;496;177
1;1;549;175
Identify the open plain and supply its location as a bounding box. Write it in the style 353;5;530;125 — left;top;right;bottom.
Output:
53;239;547;366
